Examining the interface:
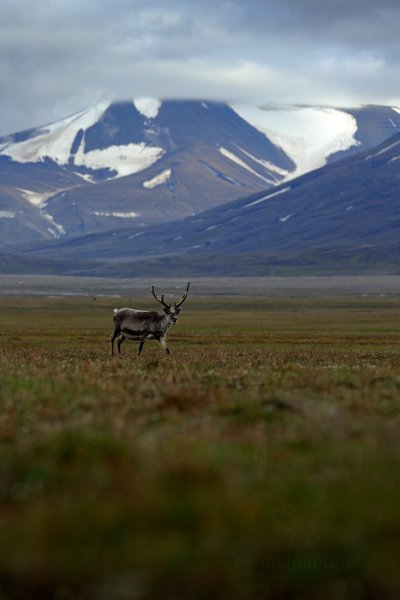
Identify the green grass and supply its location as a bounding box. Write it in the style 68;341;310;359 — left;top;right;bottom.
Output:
0;295;400;599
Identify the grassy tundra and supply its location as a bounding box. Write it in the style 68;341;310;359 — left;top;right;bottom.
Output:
0;294;400;599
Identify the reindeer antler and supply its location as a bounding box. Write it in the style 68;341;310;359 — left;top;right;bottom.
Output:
152;285;170;308
175;282;191;308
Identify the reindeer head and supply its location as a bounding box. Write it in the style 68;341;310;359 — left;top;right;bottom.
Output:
151;282;190;324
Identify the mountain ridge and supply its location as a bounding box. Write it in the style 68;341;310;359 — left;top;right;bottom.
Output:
0;100;297;246
13;129;400;276
1;99;400;276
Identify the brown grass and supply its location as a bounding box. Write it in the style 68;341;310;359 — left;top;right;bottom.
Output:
0;295;399;598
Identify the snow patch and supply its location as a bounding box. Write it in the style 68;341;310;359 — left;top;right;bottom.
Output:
0;211;15;218
2;103;109;165
76;172;96;183
134;98;161;119
1;101;164;180
74;143;164;179
18;188;54;208
219;147;275;183
367;138;400;159
234;145;289;177
231;104;359;179
93;211;140;218
17;188;65;236
279;214;292;222
128;232;145;239
246;186;291;208
43;213;65;238
143;168;171;189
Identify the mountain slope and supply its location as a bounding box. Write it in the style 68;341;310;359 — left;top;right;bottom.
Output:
2;101;400;251
20;130;400;275
231;104;400;177
0;100;296;246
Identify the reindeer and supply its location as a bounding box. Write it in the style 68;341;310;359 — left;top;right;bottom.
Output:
110;282;190;356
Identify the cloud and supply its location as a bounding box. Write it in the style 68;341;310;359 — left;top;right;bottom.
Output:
1;0;400;134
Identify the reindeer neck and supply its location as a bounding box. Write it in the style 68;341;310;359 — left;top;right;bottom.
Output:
159;313;173;329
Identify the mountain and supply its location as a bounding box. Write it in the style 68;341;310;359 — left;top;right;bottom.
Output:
1;100;400;250
231;103;400;176
0;100;293;247
17;130;400;276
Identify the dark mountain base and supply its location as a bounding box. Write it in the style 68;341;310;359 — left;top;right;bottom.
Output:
2;244;399;278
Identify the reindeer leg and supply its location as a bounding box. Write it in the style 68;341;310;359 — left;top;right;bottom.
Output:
158;336;171;356
110;331;119;356
138;340;145;356
117;334;126;354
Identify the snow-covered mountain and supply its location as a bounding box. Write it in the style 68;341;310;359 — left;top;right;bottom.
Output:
19;130;400;276
3;101;399;182
1;99;400;249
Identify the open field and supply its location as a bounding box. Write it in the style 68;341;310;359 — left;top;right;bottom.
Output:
0;273;400;297
0;294;400;599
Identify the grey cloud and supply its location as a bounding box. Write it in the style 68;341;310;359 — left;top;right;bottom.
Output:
1;0;400;134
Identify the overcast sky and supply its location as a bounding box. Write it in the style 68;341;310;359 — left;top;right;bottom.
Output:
1;0;400;135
